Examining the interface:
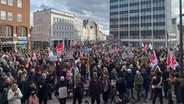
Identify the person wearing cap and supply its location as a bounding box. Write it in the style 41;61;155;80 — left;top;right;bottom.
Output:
89;72;102;104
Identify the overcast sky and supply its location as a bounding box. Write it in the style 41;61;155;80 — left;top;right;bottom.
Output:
30;0;184;35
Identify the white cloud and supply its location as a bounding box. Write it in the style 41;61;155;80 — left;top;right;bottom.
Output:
30;0;184;35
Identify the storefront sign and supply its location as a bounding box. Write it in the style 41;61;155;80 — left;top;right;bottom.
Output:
18;37;27;41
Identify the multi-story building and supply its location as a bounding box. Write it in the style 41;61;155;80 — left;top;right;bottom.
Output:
31;9;83;49
97;30;107;41
83;20;98;42
74;16;83;41
110;0;172;48
167;18;178;48
0;0;30;52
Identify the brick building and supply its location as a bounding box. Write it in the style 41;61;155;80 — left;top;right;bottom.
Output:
0;0;30;52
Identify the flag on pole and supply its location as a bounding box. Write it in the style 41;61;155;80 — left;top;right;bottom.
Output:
170;52;178;70
93;44;97;50
115;46;119;52
144;43;148;50
166;51;171;67
56;43;64;51
141;43;144;48
32;53;37;60
148;43;153;50
150;50;158;68
72;39;78;47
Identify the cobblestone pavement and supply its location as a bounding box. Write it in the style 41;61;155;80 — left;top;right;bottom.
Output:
47;93;169;104
48;80;169;104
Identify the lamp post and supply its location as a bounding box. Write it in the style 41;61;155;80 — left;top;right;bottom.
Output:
179;0;183;76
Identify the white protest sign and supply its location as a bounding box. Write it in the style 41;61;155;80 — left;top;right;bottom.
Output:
49;51;53;57
56;51;62;58
121;52;128;59
109;50;115;54
50;55;57;61
58;87;67;98
65;52;73;59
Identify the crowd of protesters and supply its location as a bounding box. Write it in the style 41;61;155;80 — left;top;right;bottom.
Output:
0;43;184;104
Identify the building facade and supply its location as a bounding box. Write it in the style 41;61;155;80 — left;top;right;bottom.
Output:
31;9;83;49
0;0;30;52
97;30;107;41
110;0;172;48
83;20;98;42
167;18;178;49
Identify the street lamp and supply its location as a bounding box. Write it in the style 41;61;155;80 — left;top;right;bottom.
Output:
179;0;183;76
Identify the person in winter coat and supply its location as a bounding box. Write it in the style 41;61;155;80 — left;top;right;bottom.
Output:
149;69;156;100
73;74;84;104
2;77;12;104
152;72;163;104
28;91;39;104
7;83;23;104
37;73;49;104
118;66;127;79
134;71;147;103
89;72;102;104
27;81;39;104
55;76;68;104
142;69;149;98
101;73;110;104
18;74;29;104
167;73;177;104
179;82;184;104
126;69;134;99
80;60;87;80
162;68;170;98
116;77;127;98
174;76;184;104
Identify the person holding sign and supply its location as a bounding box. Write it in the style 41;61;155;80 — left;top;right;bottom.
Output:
55;76;68;104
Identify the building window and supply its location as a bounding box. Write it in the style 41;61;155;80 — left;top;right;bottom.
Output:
1;26;6;36
8;26;13;36
17;27;22;36
8;0;13;6
17;14;22;22
23;27;27;36
17;0;22;8
1;11;6;20
1;0;6;4
8;12;13;21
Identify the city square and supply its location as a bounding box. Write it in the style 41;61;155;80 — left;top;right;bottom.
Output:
0;0;184;104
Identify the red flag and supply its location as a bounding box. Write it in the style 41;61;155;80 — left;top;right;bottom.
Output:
94;44;97;50
72;40;78;46
150;50;158;68
170;53;178;70
144;43;148;50
56;43;63;51
166;51;171;67
115;46;119;52
32;53;37;60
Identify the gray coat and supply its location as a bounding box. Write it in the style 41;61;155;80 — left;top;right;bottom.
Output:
134;74;143;91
